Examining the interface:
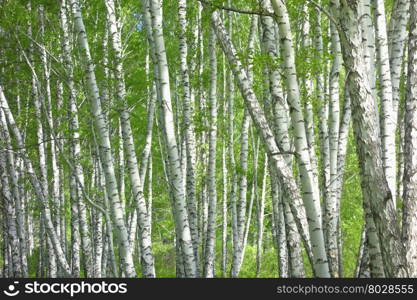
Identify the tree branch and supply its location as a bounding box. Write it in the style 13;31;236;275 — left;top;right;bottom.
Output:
197;0;274;17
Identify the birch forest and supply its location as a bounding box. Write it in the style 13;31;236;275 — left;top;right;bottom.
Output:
0;0;416;278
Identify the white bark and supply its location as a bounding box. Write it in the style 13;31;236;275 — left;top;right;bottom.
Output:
259;1;306;276
325;20;342;278
269;0;329;277
104;0;155;277
0;85;71;276
0;106;27;277
204;28;218;278
374;0;397;204
178;0;199;265
359;0;379;125
388;0;410;124
337;0;408;277
0;115;22;277
256;155;267;277
211;8;328;277
148;0;197;277
69;0;136;277
402;0;417;277
221;141;228;277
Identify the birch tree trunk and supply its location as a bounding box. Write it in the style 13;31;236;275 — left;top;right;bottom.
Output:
0;85;71;276
0;106;27;277
269;0;329;277
0;113;23;277
316;12;330;208
104;0;155;278
39;5;65;277
139;50;156;185
204;27;218;278
230;15;257;277
69;0;136;277
26;4;57;277
374;0;397;204
259;0;305;277
301;6;320;208
147;0;197;277
224;5;238;267
402;0;417;277
210;7;327;277
336;0;408;277
92;158;103;277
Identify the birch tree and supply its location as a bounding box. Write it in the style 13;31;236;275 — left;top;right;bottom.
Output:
336;0;408;277
402;0;417;277
146;0;198;277
210;6;328;278
69;0;137;277
104;0;155;278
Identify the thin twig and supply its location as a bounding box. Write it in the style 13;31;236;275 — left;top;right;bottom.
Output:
308;0;341;31
197;0;274;17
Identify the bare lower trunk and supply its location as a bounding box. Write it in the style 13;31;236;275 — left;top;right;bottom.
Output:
402;0;417;277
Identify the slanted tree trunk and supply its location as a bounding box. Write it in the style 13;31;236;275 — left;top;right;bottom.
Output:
269;0;329;277
336;0;408;277
69;0;136;277
374;0;397;204
388;0;410;130
177;0;199;267
359;0;379;125
104;0;155;278
0;85;71;276
0;105;27;277
259;0;305;277
210;7;326;277
324;18;342;278
256;155;267;277
0;114;22;277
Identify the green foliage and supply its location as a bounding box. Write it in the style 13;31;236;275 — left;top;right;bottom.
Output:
28;249;39;278
152;243;177;277
340;133;364;277
238;245;278;278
